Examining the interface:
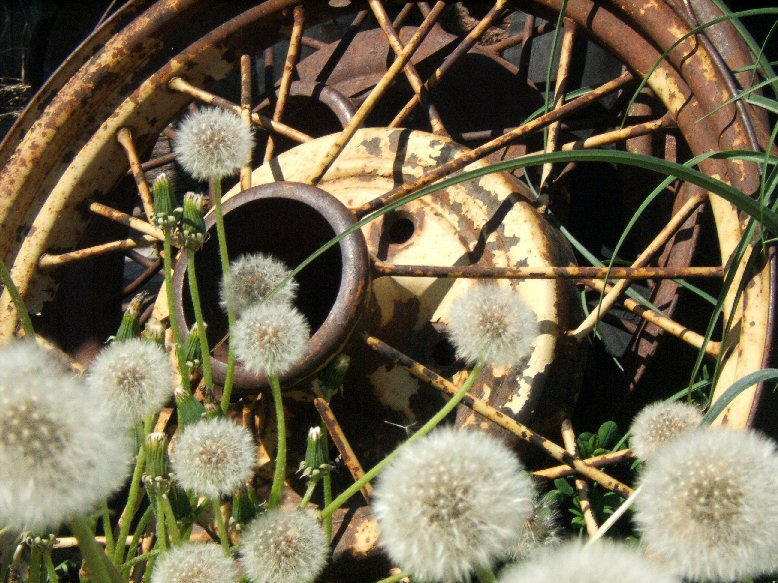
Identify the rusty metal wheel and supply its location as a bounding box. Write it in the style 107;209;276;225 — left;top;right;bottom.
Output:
0;0;774;574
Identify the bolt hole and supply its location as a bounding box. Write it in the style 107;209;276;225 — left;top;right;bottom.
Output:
386;213;415;245
431;338;457;367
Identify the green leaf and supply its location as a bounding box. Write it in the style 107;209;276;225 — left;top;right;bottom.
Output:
702;368;778;424
597;421;619;449
748;94;778;115
554;478;574;496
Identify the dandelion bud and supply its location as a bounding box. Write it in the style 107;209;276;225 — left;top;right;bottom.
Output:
174;386;205;428
298;426;332;481
0;349;131;532
239;508;328;583
634;428;778;581
499;540;679;582
373;427;534;582
183;322;203;374
144;432;170;479
233;302;310;377
447;284;538;367
152;172;180;229
87;338;173;426
172;417;255;499
316;353;349;401
174;107;253;181
151;542;239;583
220;253;298;316
141;317;166;346
113;291;148;342
181;192;207;250
629;400;702;461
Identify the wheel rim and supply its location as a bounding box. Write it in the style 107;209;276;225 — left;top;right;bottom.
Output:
0;0;773;567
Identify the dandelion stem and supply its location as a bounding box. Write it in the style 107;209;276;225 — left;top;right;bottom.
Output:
43;547;59;583
269;374;287;509
186;250;214;391
123;505;153;578
69;516;123;583
154;495;169;552
163;233;190;391
588;485;641;544
160;494;182;545
321;424;333;540
320;362;485;520
122;549;159;570
102;501;115;556
211;179;237;413
212;498;231;554
299;477;320;509
114;446;146;564
0;258;34;339
474;565;498;583
27;543;42;583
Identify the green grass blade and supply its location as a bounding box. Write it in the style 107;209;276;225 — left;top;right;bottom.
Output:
702;369;778;424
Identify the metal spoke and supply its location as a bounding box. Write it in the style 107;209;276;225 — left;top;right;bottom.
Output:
371;259;723;280
392;2;415;28
122;258;163;296
240;55;253;189
88;202;165;241
561;418;599;537
312;385;372;502
38;236;157;268
355;71;636;216
532;449;634;479
116;128;155;222
368;0;448;135
389;0;510;128
306;1;446;184
584;277;721;356
570;192;707;339
133;151;177;173
363;333;634;497
540;19;577;190
264;5;305;162
315;9;370;86
168;76;313;144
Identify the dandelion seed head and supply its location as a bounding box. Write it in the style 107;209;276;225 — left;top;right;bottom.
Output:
233;302;310;376
172;417;255;499
0;352;132;532
151;542;239;583
373;427;534;582
498;540;679;582
220;253;298;316
508;491;562;562
629;400;702;461
88;338;172;425
239;508;328;583
0;340;68;385
634;428;778;581
447;284;538;366
174;107;253;180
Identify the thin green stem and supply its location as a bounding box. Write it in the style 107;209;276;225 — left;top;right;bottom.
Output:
298;478;320;509
212;179;237;413
114;446;146;564
123;505;154;579
160;494;182;545
28;543;42;583
122;549;160;570
186;251;214;391
69;517;123;583
154;495;169;552
212;498;231;554
474;565;498;583
102;501;115;557
163;233;190;392
0;258;34;338
43;547;59;583
320;362;485;520
321;425;333;540
269;374;287;509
